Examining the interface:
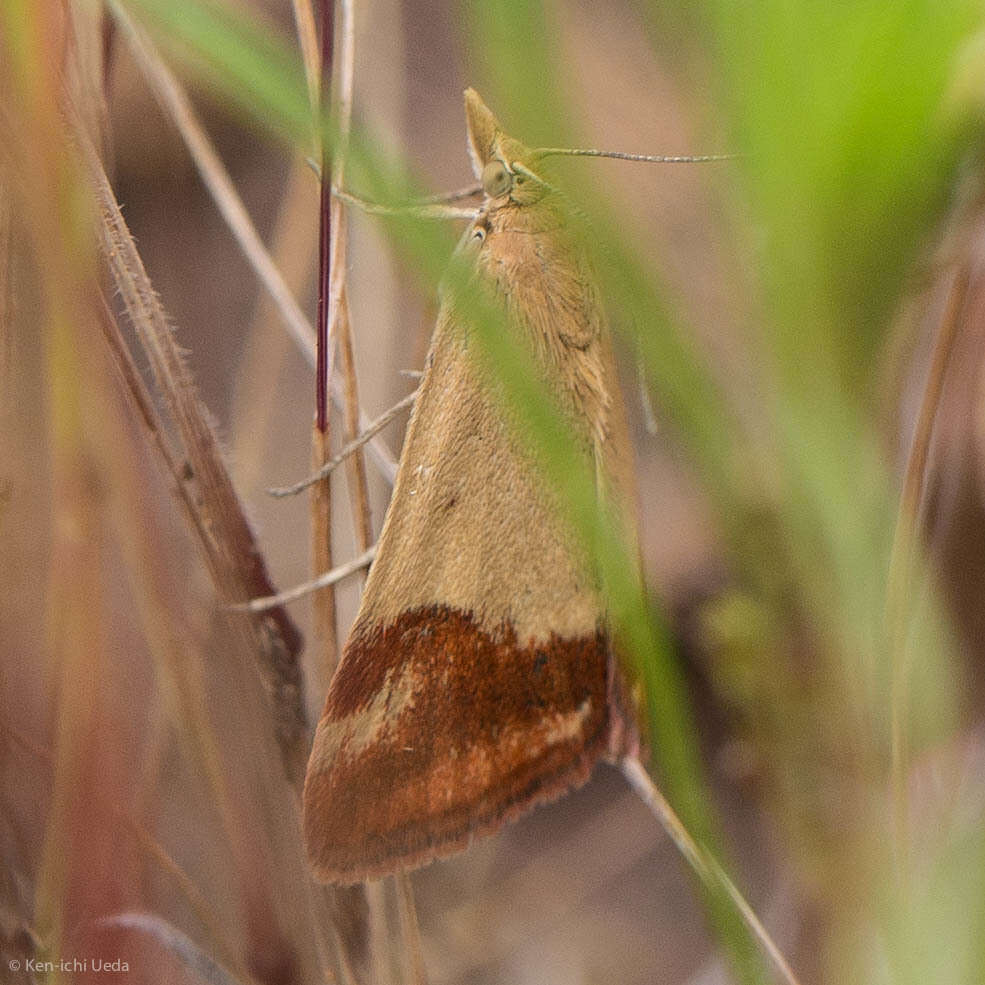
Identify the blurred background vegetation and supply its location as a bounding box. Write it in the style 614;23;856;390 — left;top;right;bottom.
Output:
3;0;985;983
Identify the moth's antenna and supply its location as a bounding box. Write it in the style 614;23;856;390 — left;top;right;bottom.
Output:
534;147;736;165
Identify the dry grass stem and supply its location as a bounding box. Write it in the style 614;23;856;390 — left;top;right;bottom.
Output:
329;227;374;561
124;823;253;982
316;1;428;978
231;155;320;489
395;872;429;985
107;0;399;484
108;0;316;364
0;170;12;389
310;0;344;683
96;914;250;985
886;266;969;855
305;5;397;981
621;757;802;985
310;423;341;681
893;268;968;555
291;0;321;134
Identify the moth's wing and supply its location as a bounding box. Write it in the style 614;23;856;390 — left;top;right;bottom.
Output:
303;304;613;884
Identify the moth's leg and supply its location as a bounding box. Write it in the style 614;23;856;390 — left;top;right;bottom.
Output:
270;388;419;498
334;187;479;221
412;183;483;205
232;545;377;613
306;154;482;207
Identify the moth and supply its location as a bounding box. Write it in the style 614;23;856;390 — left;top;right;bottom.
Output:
303;89;640;884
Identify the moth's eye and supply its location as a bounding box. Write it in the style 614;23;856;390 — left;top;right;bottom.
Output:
472;225;486;242
481;160;512;198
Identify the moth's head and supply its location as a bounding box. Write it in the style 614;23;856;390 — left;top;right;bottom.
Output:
464;88;549;207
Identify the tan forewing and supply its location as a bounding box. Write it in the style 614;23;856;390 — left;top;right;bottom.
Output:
303;91;637;884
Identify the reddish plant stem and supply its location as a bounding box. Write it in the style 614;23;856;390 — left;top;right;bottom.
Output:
315;0;334;434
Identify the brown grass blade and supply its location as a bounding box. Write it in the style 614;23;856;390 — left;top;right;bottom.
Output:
77;123;308;785
94;294;216;555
